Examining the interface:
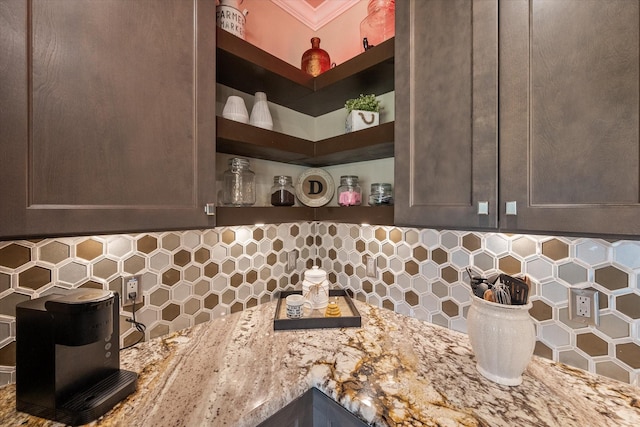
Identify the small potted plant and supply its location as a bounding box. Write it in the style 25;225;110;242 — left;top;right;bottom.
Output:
344;94;381;132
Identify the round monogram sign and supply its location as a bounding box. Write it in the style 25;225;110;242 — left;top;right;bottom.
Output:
295;168;334;207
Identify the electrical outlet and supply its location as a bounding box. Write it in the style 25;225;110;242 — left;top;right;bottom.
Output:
365;255;377;278
568;288;599;326
122;275;143;308
286;250;298;273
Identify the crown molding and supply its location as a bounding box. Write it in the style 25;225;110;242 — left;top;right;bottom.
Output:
271;0;360;31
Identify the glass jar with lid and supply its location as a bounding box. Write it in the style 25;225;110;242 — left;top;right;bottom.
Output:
360;0;395;51
270;175;295;206
369;183;393;206
337;175;362;206
222;157;255;206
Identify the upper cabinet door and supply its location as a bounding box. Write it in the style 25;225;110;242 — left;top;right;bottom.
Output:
394;0;498;229
0;0;216;239
500;0;640;236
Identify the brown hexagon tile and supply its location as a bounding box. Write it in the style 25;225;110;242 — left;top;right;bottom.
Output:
246;242;258;256
246;270;258;284
533;341;553;360
149;324;169;340
230;302;243;313
368;241;380;254
0;244;31;269
382;243;394;257
462;234;481;252
184;265;201;283
413;246;428;262
345;264;354;276
441;266;458;284
0;341;16;366
253;228;264;241
473;252;494;272
616;342;640;369
374;228;386;242
194;248;210;264
595;266;628;291
195;312;211;325
576;332;609;357
362;281;373;293
123;255;145;275
18;266;51;290
404;260;418;276
530;299;553;322
150;288;170;307
328;249;337;260
246;298;258;309
204;262;219;278
382;299;394;311
355;239;366;253
498;255;521;275
290;225;299;237
39;242;70;265
375;283;387;297
194;280;210;296
76;239;103;261
222;260;236;275
442;299;459;318
349;226;359;239
616;293;640;319
162;268;180;286
174;250;191;267
0;273;10;293
204;293;219;309
542;239;569;261
230;244;243;258
328;225;337;236
136;235;157;254
405;290;419;306
0;292;30;316
273;239;284;252
230;273;243;288
266;252;277;266
266;279;277;292
432;248;448;265
306;236;314;247
382;271;394;285
389;228;402;243
162;303;180;321
162;233;180;251
595;361;630;384
221;289;235;305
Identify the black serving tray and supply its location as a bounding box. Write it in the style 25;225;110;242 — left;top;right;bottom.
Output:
274;289;362;330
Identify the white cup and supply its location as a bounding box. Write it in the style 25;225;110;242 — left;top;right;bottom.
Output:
285;294;312;319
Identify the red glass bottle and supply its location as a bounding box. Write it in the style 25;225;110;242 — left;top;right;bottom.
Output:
301;37;331;77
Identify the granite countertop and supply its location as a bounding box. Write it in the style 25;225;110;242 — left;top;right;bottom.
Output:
1;300;639;426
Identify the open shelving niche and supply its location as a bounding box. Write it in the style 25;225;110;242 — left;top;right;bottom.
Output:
215;29;395;227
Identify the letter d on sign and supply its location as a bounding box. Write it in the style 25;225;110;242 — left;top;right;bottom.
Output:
308;180;324;195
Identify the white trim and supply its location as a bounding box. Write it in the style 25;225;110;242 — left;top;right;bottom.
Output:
271;0;360;31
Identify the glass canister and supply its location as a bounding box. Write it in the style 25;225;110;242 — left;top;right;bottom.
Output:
270;175;295;206
360;0;395;51
369;183;393;206
301;37;331;77
337;175;362;206
223;157;255;206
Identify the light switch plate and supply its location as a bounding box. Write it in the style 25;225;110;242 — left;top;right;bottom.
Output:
286;250;298;273
365;255;377;278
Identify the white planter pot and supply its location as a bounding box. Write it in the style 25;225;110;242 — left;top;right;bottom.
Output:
467;292;535;386
346;110;379;133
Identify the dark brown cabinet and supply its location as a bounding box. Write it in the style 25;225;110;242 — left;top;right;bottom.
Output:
0;0;217;239
394;0;498;230
500;0;640;236
396;0;640;237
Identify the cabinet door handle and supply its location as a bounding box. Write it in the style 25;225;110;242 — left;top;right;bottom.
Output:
204;203;216;216
477;201;489;215
506;201;517;216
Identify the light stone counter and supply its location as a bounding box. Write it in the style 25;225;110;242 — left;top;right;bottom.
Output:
1;301;639;426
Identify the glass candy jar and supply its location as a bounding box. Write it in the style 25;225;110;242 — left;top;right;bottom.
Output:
223;157;255;206
270;175;295;206
337;175;362;206
360;0;395;51
369;183;393;206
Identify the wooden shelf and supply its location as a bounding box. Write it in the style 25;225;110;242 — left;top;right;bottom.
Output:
216;28;395;117
216;117;394;166
215;206;394;226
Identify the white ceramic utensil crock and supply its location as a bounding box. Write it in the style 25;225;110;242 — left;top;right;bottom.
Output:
467;291;535;386
302;266;329;310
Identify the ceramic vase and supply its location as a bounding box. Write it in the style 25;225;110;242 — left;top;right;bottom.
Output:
346;110;379;133
216;0;248;40
301;37;331;77
222;95;249;123
249;92;273;130
466;292;535;386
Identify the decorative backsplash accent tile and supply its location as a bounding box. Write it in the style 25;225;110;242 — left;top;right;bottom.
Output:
0;224;639;389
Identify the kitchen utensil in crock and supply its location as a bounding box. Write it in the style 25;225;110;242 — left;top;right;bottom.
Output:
498;274;530;305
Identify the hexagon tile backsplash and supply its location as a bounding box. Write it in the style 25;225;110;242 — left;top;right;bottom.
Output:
1;223;639;387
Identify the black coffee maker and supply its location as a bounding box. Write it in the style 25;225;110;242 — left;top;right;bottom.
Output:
16;289;137;425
